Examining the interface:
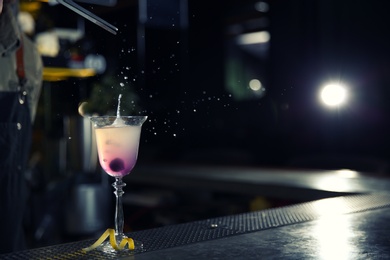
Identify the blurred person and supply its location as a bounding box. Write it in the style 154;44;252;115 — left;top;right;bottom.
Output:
0;0;42;253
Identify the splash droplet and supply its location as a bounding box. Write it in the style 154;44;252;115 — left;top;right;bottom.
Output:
117;94;122;118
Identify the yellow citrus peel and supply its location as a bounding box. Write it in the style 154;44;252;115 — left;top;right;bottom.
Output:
82;229;135;253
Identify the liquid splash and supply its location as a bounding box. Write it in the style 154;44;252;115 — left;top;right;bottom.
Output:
117;94;122;118
113;94;125;126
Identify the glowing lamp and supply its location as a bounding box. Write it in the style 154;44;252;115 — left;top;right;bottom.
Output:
319;83;348;108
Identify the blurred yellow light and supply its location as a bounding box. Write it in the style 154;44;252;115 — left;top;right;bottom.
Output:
20;2;42;13
43;67;96;81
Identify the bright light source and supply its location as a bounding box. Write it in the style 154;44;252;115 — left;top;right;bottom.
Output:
249;79;262;91
237;31;270;45
249;79;266;97
319;83;348;108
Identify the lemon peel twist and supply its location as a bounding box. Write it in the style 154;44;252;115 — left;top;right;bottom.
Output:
82;228;135;253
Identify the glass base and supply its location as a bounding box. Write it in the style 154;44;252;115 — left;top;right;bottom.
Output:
97;234;144;254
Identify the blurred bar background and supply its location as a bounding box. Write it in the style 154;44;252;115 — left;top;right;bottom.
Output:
16;0;390;249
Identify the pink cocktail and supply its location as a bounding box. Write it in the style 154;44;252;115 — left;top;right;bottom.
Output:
95;125;141;177
90;115;147;252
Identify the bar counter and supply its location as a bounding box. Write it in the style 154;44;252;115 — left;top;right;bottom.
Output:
2;165;390;259
2;193;390;259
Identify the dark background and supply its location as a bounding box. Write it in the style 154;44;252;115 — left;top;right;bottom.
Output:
21;0;390;249
28;0;390;196
48;0;390;171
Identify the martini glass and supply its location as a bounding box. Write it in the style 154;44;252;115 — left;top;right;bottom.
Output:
89;115;147;252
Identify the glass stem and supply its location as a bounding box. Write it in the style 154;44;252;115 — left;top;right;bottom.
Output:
113;177;126;237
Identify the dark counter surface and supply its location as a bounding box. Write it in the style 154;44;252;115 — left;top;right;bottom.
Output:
136;206;390;259
2;193;390;259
